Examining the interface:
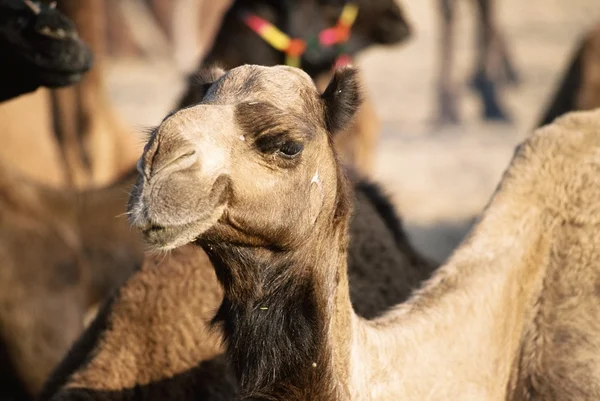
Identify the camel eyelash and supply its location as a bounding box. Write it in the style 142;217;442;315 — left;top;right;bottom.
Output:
253;131;301;154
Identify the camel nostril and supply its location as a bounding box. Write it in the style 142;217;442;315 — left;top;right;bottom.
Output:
149;149;198;178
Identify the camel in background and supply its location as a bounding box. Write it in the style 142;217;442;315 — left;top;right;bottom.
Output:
436;0;519;124
0;0;142;188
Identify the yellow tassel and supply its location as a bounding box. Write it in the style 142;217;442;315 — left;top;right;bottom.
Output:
262;26;291;51
340;3;359;27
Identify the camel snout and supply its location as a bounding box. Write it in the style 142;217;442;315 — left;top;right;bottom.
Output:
141;134;198;181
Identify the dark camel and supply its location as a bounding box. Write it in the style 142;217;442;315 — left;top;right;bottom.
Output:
0;0;92;102
0;0;141;188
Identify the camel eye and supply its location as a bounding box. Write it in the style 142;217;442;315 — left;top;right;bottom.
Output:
278;141;304;158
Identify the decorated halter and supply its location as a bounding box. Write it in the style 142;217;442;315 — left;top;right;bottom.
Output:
240;3;359;69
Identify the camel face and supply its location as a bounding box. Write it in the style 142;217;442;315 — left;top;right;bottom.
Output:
129;65;360;251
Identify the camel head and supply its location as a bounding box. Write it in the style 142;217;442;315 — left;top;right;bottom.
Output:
129;65;361;251
0;0;93;101
205;0;411;78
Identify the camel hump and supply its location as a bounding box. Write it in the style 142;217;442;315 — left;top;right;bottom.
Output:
499;108;600;226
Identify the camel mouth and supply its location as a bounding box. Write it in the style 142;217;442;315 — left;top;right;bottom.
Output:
142;220;207;251
138;204;227;252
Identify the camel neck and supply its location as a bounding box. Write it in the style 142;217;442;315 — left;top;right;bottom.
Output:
205;219;353;400
348;198;553;399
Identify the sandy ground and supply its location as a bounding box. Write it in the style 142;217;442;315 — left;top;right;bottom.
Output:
106;0;600;263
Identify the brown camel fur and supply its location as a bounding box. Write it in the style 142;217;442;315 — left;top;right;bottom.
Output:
538;22;600;128
124;66;600;399
0;161;145;400
39;66;434;401
437;0;519;124
0;0;141;188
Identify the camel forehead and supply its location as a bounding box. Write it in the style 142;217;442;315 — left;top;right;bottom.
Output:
205;65;319;111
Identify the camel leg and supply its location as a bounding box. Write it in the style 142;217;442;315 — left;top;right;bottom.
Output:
471;0;510;122
494;29;520;86
469;21;520;87
147;0;175;42
435;0;460;125
54;0;142;188
196;0;234;60
105;0;143;58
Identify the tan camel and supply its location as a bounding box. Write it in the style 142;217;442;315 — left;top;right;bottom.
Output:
126;65;600;399
0;0;141;188
538;22;600;127
39;67;436;400
0;161;145;400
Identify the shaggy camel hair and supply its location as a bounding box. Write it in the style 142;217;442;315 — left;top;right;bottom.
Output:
190;0;412;175
437;0;519;124
125;65;600;399
40;68;434;401
0;0;92;102
0;0;141;188
0;163;145;400
538;22;600;128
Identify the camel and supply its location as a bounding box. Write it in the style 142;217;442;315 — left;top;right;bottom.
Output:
122;65;600;399
0;0;96;188
437;0;519;124
40;172;434;401
0;0;142;188
189;0;412;175
39;67;436;400
0;162;145;400
0;0;92;102
538;22;600;127
0;6;142;399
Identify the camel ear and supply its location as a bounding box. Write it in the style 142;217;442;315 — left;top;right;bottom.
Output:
177;66;226;109
320;67;362;135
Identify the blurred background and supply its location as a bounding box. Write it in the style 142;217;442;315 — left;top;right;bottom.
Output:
104;0;600;261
